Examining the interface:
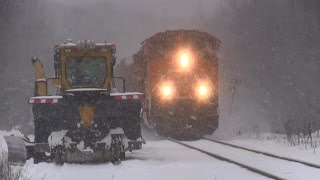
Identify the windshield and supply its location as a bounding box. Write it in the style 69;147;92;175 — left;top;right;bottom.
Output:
66;57;107;88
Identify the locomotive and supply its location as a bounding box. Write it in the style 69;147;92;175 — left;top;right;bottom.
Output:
132;30;220;140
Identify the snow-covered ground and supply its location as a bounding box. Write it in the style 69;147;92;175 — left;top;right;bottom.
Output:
2;129;320;180
24;140;267;180
0;129;265;180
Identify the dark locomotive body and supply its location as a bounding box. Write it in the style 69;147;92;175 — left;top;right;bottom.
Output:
132;30;220;140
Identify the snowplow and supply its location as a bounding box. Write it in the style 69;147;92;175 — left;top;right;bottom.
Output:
4;40;144;164
132;30;220;139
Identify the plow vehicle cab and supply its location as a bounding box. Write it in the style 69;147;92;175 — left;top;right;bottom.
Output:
5;40;144;164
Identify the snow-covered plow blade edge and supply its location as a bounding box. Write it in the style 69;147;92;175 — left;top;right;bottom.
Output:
3;136;27;165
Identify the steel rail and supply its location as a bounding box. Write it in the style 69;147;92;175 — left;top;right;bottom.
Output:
203;137;320;169
168;138;284;180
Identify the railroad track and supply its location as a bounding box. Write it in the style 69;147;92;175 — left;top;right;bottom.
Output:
203;137;320;169
169;137;320;180
168;138;285;180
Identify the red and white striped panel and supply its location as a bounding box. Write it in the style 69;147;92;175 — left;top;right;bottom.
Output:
28;94;144;103
113;94;144;101
28;98;60;104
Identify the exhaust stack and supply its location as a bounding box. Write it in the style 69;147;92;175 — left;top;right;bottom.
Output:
31;57;47;96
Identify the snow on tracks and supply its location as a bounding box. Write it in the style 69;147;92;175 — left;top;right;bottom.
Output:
203;137;320;169
181;139;320;180
168;138;283;180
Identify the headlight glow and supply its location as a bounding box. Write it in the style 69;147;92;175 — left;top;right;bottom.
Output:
159;82;175;101
198;85;208;96
162;86;172;96
196;80;213;101
176;49;194;71
180;53;189;68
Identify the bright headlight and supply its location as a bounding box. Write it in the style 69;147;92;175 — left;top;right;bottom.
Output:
160;83;174;101
177;50;194;71
180;53;189;68
196;82;212;101
162;86;172;96
198;85;208;96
